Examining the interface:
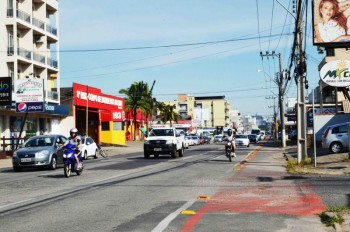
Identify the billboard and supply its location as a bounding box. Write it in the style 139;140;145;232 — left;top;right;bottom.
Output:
0;77;12;106
14;79;44;112
312;0;350;47
319;59;350;87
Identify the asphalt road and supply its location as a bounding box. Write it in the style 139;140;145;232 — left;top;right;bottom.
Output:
1;142;349;232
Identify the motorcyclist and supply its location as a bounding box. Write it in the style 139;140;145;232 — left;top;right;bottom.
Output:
225;129;236;158
62;128;82;169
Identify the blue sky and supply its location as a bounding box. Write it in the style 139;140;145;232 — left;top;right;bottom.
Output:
58;0;323;116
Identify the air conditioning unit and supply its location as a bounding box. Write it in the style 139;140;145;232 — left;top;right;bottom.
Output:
34;35;44;43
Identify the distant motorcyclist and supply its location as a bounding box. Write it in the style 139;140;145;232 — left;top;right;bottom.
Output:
225;129;236;157
62;128;82;169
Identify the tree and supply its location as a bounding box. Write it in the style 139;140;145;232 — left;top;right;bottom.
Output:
119;81;151;141
156;102;181;127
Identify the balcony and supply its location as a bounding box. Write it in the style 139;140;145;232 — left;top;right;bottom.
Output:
46;91;58;101
32;17;45;30
17;47;31;60
33;52;45;64
46;23;57;36
16;9;31;24
7;46;14;56
47;57;58;68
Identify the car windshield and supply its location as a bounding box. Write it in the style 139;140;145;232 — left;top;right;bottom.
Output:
192;136;198;139
24;137;54;147
249;135;257;138
236;135;247;139
149;129;174;137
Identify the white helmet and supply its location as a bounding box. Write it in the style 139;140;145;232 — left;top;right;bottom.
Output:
70;128;78;133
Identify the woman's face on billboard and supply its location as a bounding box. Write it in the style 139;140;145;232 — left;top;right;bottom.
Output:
320;1;335;22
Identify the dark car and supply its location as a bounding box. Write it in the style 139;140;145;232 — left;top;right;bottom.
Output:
12;135;67;172
248;134;258;143
203;136;211;144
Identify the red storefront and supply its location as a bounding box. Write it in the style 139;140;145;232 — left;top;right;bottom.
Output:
73;83;126;145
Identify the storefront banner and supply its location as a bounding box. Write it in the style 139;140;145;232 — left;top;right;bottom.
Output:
15;79;44;102
0;77;12;106
73;83;124;111
16;102;44;113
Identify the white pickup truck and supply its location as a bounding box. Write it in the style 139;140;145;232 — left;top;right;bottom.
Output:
143;127;185;159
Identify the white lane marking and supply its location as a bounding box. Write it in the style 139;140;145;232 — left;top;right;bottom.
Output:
151;201;195;232
0;198;33;209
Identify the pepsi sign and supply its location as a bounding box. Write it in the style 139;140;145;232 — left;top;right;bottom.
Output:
16;102;44;112
0;77;12;106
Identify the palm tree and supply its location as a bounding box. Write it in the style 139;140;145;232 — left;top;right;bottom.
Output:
119;81;151;141
156;102;181;127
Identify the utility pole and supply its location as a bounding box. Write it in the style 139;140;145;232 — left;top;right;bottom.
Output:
267;96;277;140
260;51;286;147
296;0;307;163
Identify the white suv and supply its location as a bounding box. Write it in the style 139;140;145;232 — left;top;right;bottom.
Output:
322;122;350;153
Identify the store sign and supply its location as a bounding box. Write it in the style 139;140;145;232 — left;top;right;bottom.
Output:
15;79;44;112
320;60;350;87
73;83;124;111
0;77;12;106
112;111;126;121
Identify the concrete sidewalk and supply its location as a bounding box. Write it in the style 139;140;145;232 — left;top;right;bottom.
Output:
0;141;144;169
283;141;350;175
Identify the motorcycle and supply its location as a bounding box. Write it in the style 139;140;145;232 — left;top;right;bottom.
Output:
225;141;234;162
63;143;84;178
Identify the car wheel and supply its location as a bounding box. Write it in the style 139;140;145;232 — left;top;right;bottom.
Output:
178;146;184;157
49;156;57;170
144;151;150;159
94;149;98;159
171;149;177;159
247;144;250;147
330;142;342;153
84;151;88;160
154;154;159;158
13;166;22;172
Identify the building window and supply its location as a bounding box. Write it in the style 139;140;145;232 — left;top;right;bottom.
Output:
101;122;110;131
113;122;123;131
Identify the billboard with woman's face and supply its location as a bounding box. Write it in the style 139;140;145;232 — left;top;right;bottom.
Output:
313;0;350;47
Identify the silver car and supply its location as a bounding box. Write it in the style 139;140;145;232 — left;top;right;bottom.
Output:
12;135;67;172
322;122;350;153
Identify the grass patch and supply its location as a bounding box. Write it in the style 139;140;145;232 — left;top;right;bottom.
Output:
286;157;313;173
319;207;350;227
319;212;344;227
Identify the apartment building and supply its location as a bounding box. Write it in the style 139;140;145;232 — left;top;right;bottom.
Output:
0;0;67;140
164;94;232;128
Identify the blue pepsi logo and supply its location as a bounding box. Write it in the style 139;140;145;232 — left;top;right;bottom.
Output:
17;103;27;112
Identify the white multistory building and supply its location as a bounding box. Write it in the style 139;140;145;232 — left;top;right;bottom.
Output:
0;0;67;141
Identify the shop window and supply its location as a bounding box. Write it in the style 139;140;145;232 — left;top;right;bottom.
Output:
101;122;110;131
113;122;123;131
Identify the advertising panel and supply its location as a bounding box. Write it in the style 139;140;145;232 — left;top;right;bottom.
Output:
15;79;44;112
319;59;350;87
0;77;12;106
312;0;350;47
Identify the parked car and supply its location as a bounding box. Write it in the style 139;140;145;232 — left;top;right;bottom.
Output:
214;135;223;143
203;135;211;144
12;135;67;172
81;136;99;159
185;136;195;146
288;130;297;140
199;136;205;145
235;134;250;147
192;136;200;145
322;122;350;153
248;134;258;143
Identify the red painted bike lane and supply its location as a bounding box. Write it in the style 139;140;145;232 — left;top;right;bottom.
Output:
180;144;326;232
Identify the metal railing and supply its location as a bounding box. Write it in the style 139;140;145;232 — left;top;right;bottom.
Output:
16;9;31;24
7;9;14;17
46;24;57;36
7;46;14;56
47;57;58;68
32;17;45;30
46;91;59;101
33;52;45;64
17;47;31;60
